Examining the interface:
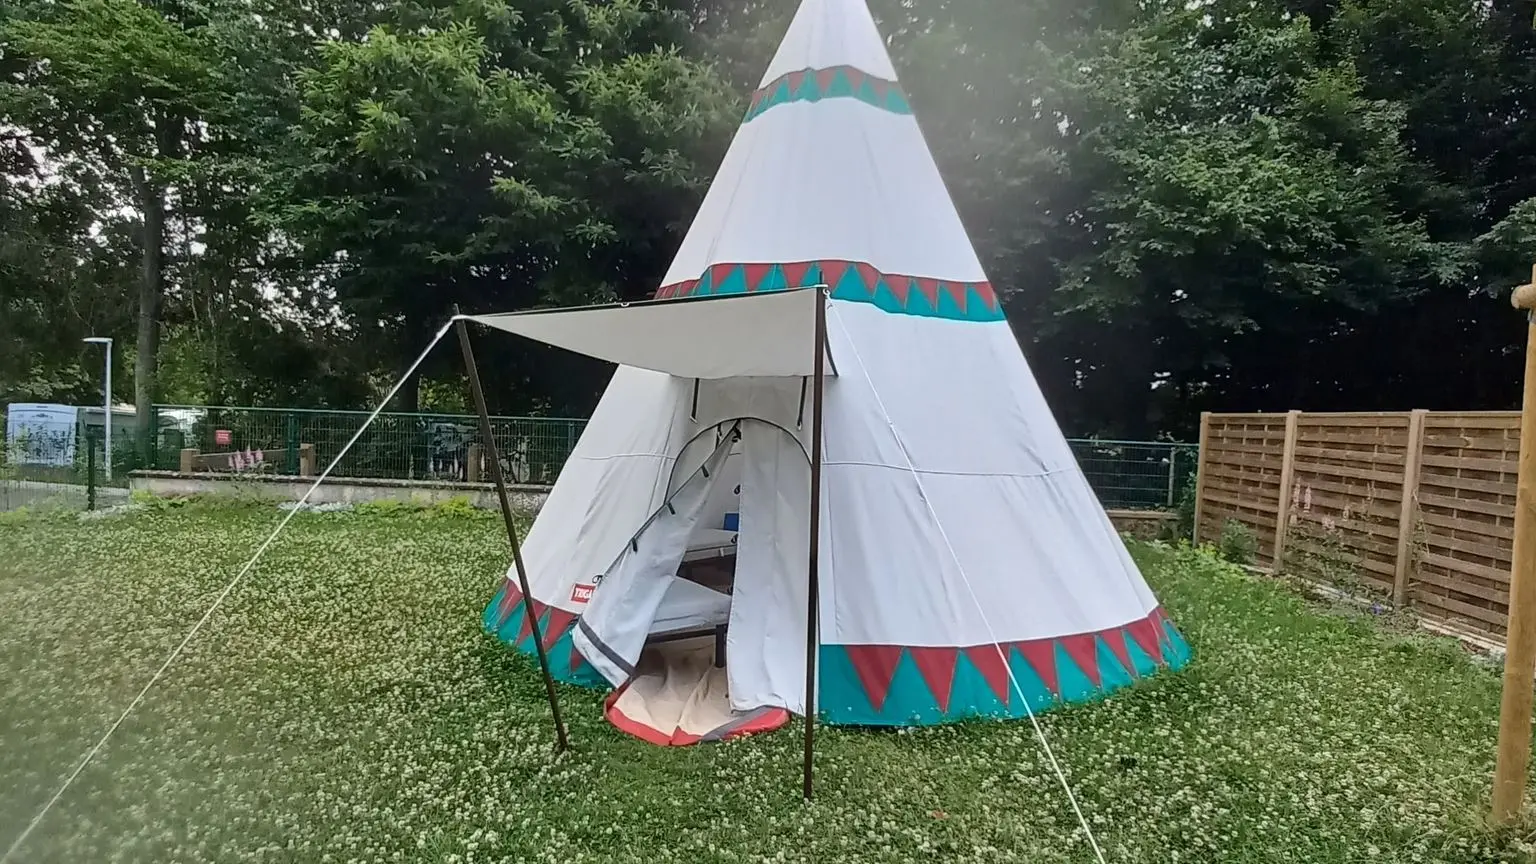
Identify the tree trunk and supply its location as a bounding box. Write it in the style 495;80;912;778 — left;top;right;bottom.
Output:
130;164;165;467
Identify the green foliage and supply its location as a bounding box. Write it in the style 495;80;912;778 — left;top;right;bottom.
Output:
5;0;1536;432
349;499;417;518
1168;469;1199;542
427;495;482;519
1219;518;1259;565
128;489;192;511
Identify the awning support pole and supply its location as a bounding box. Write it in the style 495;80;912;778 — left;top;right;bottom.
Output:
454;310;569;753
802;288;828;800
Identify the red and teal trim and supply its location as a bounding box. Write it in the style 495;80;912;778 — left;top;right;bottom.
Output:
483;581;1188;728
745;65;912;123
482;579;609;689
605;685;791;746
656;260;1004;322
817;608;1191;726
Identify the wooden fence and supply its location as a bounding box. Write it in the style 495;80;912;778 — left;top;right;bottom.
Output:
1195;411;1520;638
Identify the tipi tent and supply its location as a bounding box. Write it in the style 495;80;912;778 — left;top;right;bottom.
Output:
470;0;1190;746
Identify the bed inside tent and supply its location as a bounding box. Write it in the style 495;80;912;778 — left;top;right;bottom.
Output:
467;288;829;745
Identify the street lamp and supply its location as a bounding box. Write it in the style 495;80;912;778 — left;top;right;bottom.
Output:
83;337;112;482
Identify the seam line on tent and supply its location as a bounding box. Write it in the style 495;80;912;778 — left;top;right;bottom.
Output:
818;461;1083;480
827;306;1109;864
567;453;675;464
1;319;458;864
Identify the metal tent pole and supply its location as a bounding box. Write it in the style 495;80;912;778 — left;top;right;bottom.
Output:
454;310;569;753
802;287;828;800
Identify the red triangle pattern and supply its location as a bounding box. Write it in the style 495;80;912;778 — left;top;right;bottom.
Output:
1014;639;1059;697
844;644;904;712
515;597;549;647
831;609;1185;718
542;607;578;652
972;281;999;311
785;70;808;93
652;260;1001;320
963;645;1011;706
914;277;941;309
1057;633;1102;688
907;647;961;713
781;261;814;286
1101;629;1136;679
853;262;880;295
814;67;839;91
492;579;524;631
1124;616;1164;665
845;67;867;90
742;263;774;291
821;260;853;288
940;281;968;313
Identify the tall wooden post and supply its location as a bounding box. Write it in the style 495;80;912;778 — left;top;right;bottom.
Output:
454;311;569;753
802;288;828;800
1272;410;1302;569
1192;412;1212;542
1494;266;1536;824
1391;409;1428;609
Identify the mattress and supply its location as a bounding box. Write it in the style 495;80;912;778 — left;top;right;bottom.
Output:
682;528;738;563
650;577;733;635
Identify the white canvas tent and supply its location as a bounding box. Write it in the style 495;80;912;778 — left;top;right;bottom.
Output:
474;0;1190;747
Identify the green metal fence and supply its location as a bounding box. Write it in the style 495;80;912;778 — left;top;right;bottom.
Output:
1067;439;1198;510
0;427;118;513
5;403;1196;511
150;405;587;485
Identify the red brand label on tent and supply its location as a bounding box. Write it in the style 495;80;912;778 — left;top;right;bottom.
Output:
570;585;593;604
214;429;232;446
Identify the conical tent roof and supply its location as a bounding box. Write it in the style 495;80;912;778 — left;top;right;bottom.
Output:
480;0;1189;737
657;0;997;321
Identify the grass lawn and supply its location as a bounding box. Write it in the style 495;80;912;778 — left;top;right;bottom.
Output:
1;501;1532;863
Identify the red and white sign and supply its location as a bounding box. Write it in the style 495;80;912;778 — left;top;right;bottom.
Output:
214;429;232;447
570;584;594;604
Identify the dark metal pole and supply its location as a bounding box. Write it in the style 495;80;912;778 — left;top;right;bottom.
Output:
86;431;97;511
453;310;569;752
802;287;828;800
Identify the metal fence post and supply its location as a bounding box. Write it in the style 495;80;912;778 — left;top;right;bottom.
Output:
144;404;159;469
86;430;97;511
1167;448;1178;508
285;411;300;475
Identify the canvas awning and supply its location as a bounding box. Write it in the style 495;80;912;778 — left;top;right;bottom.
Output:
466;288;833;379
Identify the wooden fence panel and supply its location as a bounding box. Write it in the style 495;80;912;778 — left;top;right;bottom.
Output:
1283;414;1410;596
1197;413;1289;560
1412;413;1519;636
1193;409;1521;638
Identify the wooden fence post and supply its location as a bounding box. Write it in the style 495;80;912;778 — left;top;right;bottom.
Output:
1272;410;1302;569
298;443;316;477
1494;266;1536;823
1192;412;1212;542
1391;409;1428;608
179;448;197;474
467;444;484;483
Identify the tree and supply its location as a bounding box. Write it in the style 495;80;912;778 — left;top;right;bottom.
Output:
3;0;220;451
262;0;740;415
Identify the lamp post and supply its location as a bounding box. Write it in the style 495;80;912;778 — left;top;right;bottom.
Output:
83;337;112;482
